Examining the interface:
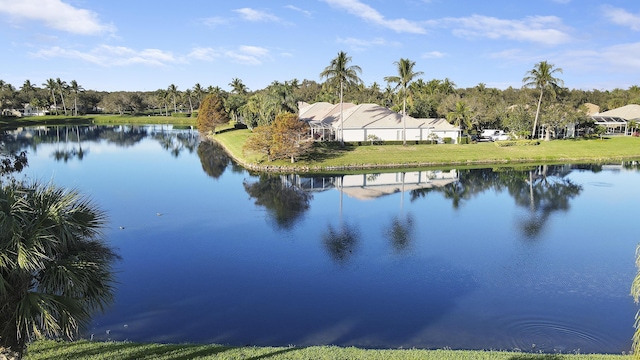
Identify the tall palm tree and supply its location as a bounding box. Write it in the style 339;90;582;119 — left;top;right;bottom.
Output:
523;61;564;139
446;101;471;144
167;84;179;113
0;181;118;359
229;78;248;95
20;80;36;103
43;78;58;115
192;83;205;109
55;78;68;115
184;89;194;113
384;58;424;145
69;80;84;116
319;51;362;145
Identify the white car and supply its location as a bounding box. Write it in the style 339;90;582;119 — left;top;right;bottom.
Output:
480;129;510;141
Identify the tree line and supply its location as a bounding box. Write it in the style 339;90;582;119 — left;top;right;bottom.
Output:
1;54;640;135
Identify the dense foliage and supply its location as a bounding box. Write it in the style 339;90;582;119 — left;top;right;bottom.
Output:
243;113;312;163
197;93;228;135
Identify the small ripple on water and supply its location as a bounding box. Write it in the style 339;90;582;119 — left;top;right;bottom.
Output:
501;315;616;353
587;181;614;187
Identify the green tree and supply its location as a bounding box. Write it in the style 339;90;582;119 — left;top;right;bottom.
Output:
229;78;249;95
522;61;564;139
0;181;118;359
446;101;472;143
42;79;58;115
197;93;229;136
55;78;68;115
384;58;424;145
320;51;362;146
167;84;179;113
243;113;312;163
69;80;84;116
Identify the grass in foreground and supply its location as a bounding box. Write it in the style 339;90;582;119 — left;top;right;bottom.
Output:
214;128;640;172
25;340;631;360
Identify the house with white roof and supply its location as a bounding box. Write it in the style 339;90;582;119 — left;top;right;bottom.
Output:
299;102;460;144
591;104;640;135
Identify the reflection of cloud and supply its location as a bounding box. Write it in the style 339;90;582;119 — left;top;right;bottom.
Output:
321;0;426;34
0;0;115;35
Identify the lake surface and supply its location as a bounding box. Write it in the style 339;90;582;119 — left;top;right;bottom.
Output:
5;125;640;354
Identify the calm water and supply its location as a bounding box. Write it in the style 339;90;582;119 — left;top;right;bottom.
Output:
5;125;640;354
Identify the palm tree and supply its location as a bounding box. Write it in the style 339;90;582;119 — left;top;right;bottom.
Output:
20;80;36;103
319;51;362;145
523;61;564;139
55;78;68;115
184;89;194;113
167;84;179;113
43;78;58;115
384;58;424;145
192;83;205;109
69;80;84;116
229;78;248;95
0;181;118;359
446;101;472;144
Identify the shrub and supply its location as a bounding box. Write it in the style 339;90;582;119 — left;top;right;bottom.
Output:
494;140;540;147
443;137;453;144
171;112;191;118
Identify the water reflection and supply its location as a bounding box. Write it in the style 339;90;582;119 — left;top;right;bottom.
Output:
243;174;312;230
385;213;415;253
197;140;230;179
1;125;199;161
322;221;360;264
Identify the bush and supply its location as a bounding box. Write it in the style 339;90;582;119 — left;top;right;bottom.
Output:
443;137;453;144
171;112;191;118
494;140;540;147
458;137;469;145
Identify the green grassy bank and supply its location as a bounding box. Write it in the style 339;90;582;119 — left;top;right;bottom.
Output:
213;128;640;172
0;115;196;129
24;340;631;360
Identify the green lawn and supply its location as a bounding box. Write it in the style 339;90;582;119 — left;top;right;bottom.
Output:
214;128;640;172
0;115;195;129
24;340;630;360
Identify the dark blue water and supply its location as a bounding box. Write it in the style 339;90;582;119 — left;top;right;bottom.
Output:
6;125;640;353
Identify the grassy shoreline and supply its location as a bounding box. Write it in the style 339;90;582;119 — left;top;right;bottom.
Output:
24;340;632;359
212;127;640;173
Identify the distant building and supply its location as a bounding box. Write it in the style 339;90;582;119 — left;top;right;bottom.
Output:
299;102;460;143
591;104;640;135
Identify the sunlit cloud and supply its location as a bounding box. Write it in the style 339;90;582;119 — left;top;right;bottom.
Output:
201;17;229;27
31;45;181;67
321;0;426;34
336;37;397;51
190;45;271;65
441;15;572;46
0;0;114;35
422;51;446;59
234;8;281;22
602;5;640;31
285;5;312;17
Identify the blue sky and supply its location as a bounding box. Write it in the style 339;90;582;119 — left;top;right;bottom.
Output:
0;0;639;93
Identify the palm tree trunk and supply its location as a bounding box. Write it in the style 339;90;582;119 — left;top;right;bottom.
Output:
339;80;344;146
532;89;543;139
402;85;407;146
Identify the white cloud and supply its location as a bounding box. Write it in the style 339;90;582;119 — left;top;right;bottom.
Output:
190;45;271;65
0;0;114;35
202;17;229;27
336;37;397;51
422;51;446;59
321;0;426;34
31;45;181;67
602;5;640;31
443;15;572;46
234;8;280;22
285;5;312;17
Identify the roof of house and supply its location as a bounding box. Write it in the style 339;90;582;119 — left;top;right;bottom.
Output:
300;102;456;131
594;104;640;120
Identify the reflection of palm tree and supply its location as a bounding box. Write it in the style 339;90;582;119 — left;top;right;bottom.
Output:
322;221;359;264
385;213;415;253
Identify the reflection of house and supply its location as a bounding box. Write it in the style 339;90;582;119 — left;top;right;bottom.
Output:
281;170;459;200
299;102;460;143
591;104;640;135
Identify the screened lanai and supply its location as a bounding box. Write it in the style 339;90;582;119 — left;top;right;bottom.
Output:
591;115;628;135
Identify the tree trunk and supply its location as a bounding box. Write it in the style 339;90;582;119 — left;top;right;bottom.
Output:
402;85;407;146
531;89;543;139
339;81;344;147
